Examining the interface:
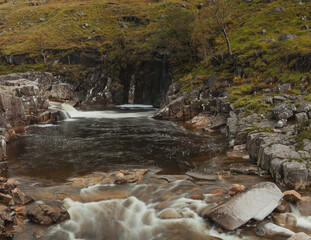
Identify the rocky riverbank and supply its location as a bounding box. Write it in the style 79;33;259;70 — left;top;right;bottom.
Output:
154;77;311;191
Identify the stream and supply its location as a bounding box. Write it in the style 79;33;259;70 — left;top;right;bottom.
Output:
4;106;311;240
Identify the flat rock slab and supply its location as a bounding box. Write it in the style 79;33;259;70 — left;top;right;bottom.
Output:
186;172;218;181
205;182;283;230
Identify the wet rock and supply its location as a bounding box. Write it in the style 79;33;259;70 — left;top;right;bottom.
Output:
271;103;296;120
114;169;149;184
272;213;286;225
0;211;13;225
274;199;291;213
11;188;33;205
27;203;70;225
228;184;245;196
229;164;258;175
209;189;227;195
296;196;311;216
205;182;283;231
285;214;297;227
186;172;218;181
288;232;311;240
0;194;12;205
227;150;249;160
255;222;294;237
158;209;182;219
282;162;308;190
283;190;302;203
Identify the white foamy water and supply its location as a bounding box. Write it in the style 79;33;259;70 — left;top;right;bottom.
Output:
116;104;154;109
290;204;311;229
44;182;243;240
49;102;154;119
68;110;153;119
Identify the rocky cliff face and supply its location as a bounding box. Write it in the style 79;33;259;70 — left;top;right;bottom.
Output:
6;50;172;108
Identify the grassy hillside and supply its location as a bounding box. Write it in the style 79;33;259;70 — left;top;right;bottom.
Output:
0;0;311;111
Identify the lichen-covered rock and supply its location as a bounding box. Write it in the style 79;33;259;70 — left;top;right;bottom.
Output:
271;103;296;120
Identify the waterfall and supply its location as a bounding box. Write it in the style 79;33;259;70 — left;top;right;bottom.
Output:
49;101;78;120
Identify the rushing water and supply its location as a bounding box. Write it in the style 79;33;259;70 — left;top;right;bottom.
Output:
5;106;311;240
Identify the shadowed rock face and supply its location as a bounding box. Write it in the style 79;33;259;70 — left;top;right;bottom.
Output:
205;182;283;231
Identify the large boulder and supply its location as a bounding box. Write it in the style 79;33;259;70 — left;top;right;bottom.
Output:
205;182;283;230
27;203;70;225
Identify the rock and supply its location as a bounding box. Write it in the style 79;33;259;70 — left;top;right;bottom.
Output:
282;162;308;190
278;34;297;41
272;213;286;225
227;150;249;160
234;132;248;145
50;83;74;101
205;182;283;231
113;169;149;184
276;119;287;128
271;103;296;120
287;232;311;240
259;144;299;171
285;214;297;227
273;96;286;102
297;102;311;113
0;194;12;205
274;199;291;213
188;113;210;129
229;164;258;175
296;196;311;216
228;184;245;196
283;190;302;203
27;203;70;225
209;189;227;195
158;209;182;219
295;112;308;124
0;211;13;225
11;188;33;205
273;84;291;93
255;222;294;237
263;96;274;104
209;115;227;129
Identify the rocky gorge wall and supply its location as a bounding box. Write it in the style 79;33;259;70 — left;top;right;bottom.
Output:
2;50;172;108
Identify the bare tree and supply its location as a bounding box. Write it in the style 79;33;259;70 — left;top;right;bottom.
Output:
207;0;233;56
